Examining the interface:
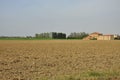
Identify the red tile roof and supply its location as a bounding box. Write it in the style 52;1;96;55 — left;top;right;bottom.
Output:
90;32;102;35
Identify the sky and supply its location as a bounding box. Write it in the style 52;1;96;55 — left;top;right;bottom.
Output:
0;0;120;36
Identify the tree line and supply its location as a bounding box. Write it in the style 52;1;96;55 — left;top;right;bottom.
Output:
35;32;88;39
0;32;89;39
67;32;88;39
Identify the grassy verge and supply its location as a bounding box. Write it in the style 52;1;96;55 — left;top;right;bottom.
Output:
0;38;53;40
37;71;120;80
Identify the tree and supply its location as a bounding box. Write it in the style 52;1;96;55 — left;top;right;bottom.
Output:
67;32;88;39
35;34;39;38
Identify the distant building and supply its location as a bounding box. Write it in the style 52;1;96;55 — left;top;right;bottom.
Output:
89;32;103;39
97;35;114;40
83;32;114;40
83;32;102;40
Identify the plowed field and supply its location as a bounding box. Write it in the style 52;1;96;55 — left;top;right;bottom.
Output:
0;40;120;80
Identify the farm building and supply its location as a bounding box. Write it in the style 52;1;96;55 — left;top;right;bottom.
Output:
97;35;114;40
90;32;103;38
83;32;103;40
83;32;114;40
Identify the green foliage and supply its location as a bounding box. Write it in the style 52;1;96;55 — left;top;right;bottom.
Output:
38;71;120;80
67;32;89;39
35;32;66;39
88;71;104;77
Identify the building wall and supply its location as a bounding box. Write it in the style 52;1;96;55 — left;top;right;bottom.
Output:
97;36;104;40
97;35;114;40
110;35;114;40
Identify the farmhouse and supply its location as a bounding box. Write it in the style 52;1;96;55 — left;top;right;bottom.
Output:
97;35;114;40
83;32;114;40
89;32;103;38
